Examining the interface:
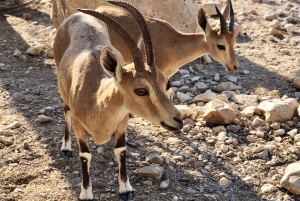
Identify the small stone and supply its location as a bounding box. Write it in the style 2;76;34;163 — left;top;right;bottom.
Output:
280;161;300;195
227;75;238;83
40;137;51;143
160;179;170;189
254;145;277;153
26;45;43;56
294;134;300;143
261;184;275;193
246;135;256;143
38;115;53;123
173;155;184;161
176;92;192;102
138;165;164;180
6;121;19;129
253;150;269;160
274;129;285;136
203;55;212;64
219;177;231;185
269;28;283;37
23;141;29;149
284;24;295;33
146;154;164;165
13;49;22;57
0;137;13;146
172;81;182;87
23;13;32;19
143;180;153;186
220;144;229;153
186;187;197;194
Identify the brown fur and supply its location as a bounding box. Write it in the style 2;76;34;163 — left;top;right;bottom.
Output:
97;1;238;79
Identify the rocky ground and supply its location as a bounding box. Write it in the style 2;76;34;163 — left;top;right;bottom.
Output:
0;0;300;201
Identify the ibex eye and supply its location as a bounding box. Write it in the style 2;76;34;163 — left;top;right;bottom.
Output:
134;88;148;96
217;44;226;51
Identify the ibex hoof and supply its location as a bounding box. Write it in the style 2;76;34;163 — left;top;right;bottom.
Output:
119;192;134;201
61;150;73;158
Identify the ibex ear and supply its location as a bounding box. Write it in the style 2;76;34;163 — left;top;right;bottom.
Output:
221;1;230;21
100;46;123;82
198;8;213;38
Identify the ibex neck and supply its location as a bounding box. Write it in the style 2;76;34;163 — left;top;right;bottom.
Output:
162;33;207;78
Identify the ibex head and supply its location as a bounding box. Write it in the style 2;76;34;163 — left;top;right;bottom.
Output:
78;1;183;131
198;0;238;72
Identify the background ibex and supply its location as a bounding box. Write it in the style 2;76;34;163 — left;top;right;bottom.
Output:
98;0;238;79
53;1;183;200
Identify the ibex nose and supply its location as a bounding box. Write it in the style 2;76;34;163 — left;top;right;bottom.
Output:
234;65;238;70
174;117;183;129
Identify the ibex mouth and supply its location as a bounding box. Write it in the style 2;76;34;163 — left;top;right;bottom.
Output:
161;118;183;131
227;65;238;72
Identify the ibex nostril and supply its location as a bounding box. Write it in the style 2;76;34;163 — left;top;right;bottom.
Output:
174;117;183;127
234;65;238;70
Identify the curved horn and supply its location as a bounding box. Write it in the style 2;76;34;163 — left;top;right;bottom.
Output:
77;9;145;71
228;0;235;32
108;1;155;68
215;5;228;34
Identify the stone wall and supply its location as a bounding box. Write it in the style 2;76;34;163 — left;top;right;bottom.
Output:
50;0;202;33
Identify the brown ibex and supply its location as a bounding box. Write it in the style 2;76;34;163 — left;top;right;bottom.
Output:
53;1;183;200
98;0;238;79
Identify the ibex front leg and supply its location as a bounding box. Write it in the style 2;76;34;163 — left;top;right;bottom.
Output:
114;115;134;201
61;104;72;158
73;119;93;200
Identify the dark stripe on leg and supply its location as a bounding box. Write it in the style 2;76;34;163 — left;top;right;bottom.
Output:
120;150;127;182
64;104;70;142
79;139;90;153
80;156;90;189
115;133;126;148
79;139;90;189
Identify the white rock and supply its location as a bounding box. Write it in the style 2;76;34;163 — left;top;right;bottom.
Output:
263;11;280;21
246;135;256;143
269;28;283;37
294;134;300;142
220;144;229;153
203;55;212;64
268;19;281;29
253;150;268;160
284;24;295;33
261;184;275;193
280;161;300;195
258;98;298;122
241;106;258;117
203;100;236;124
26;45;43;56
176;92;192;103
274;129;285;136
217;94;228;103
175;105;192;119
254;145;277;153
191;90;218;103
160;179;170;189
232;94;258;107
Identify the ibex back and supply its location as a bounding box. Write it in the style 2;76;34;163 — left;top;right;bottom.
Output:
53;1;183;200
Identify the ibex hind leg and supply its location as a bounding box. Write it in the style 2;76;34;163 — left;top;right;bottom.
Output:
61;104;73;158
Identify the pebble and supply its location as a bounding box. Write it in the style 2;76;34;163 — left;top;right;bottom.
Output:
38;115;53;123
261;184;275;193
160;179;170;189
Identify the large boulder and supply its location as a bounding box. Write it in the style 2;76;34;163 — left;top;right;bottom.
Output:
203;100;236;125
280;161;300;195
258;98;298;123
50;0;201;33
